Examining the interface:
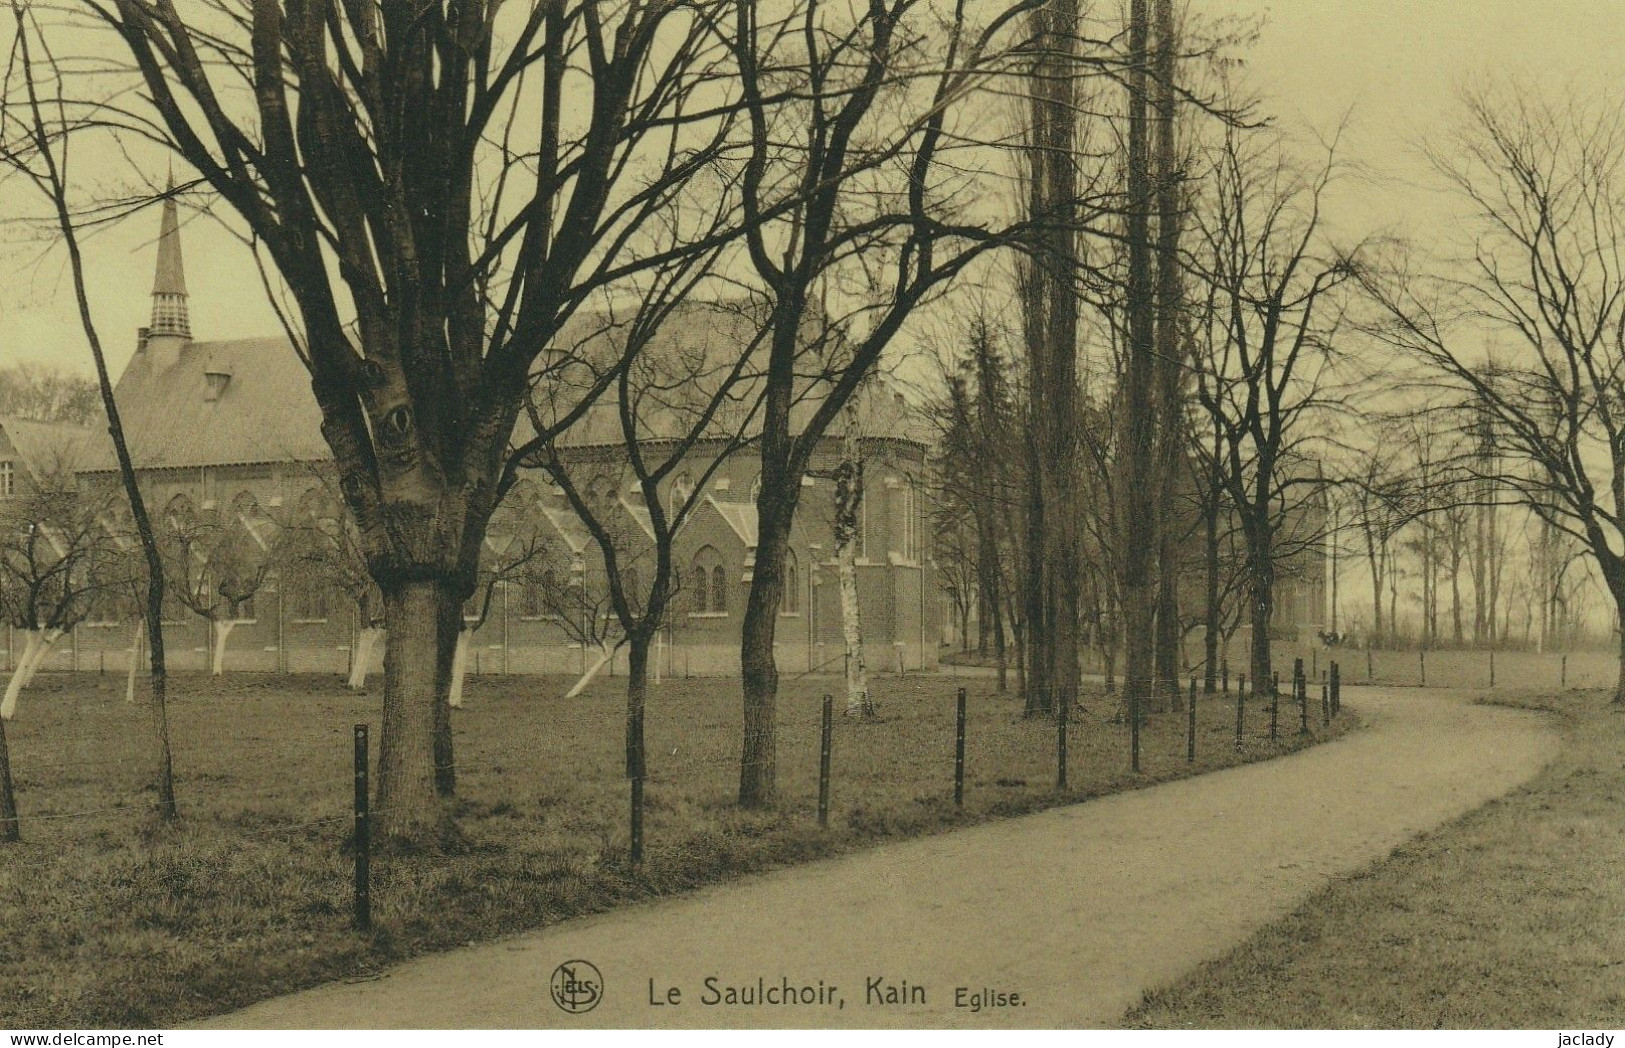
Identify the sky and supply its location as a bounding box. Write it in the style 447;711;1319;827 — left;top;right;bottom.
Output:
3;1;1623;380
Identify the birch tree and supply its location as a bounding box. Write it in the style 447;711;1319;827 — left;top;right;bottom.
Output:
831;397;872;717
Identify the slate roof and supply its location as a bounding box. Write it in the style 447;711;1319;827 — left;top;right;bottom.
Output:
534;299;933;450
83;300;931;475
79;338;330;473
0;415;102;480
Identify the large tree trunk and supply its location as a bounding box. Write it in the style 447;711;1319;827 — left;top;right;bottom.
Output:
1616;616;1625;705
1022;441;1050;714
1248;531;1275;693
0;709;16;843
1154;573;1181;711
626;633;650;780
377;579;455;845
1120;0;1158;727
142;558;176;822
740;491;794;807
349;627;385;690
1020;0;1085;719
1150;0;1185;714
992;584;1008;693
1203;498;1221;692
433;594;459;797
837;544;869;716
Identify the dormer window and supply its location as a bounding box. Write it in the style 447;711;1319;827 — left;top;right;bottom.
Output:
204;370;231;401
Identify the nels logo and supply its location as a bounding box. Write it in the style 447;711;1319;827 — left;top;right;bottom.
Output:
550;959;604;1015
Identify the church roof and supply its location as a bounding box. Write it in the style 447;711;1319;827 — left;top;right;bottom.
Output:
0;415;102;481
79;338;330;473
533;300;933;451
84;304;930;475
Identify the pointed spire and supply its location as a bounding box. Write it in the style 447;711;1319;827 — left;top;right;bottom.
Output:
152;170;187;297
149;168;190;341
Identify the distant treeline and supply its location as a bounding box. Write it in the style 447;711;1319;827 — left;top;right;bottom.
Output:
0;362;102;425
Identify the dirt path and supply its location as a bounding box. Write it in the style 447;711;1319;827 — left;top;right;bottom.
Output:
205;687;1557;1030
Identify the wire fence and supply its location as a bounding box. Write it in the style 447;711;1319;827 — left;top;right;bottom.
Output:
0;668;1352;931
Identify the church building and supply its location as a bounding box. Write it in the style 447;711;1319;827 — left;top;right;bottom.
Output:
63;192;940;679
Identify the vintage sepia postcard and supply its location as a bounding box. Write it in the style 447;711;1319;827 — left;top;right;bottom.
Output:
0;0;1618;1037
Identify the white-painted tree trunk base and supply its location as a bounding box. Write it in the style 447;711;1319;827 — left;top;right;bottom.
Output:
448;631;471;708
125;620;144;703
210;620;240;676
2;629;59;720
349;628;384;690
566;644;615;699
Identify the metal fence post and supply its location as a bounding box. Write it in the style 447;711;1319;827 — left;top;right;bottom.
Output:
1057;682;1069;791
1234;678;1244;750
353;724;370;933
954;687;966;807
1296;658;1308;735
1187;676;1197;762
818;694;833;828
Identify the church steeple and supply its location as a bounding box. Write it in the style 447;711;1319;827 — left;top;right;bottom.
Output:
149;174;190;341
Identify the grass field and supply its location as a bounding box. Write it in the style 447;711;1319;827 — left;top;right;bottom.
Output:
944;642;1623;692
1124;687;1625;1029
0;670;1350;1029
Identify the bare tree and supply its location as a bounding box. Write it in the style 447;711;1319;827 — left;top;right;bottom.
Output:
728;0;1042;805
1345;438;1420;647
49;0;765;843
0;458;112;718
0;363;101;425
928;309;1024;692
1359;84;1625;698
154;492;273;676
528;295;768;799
0;6;175;820
1189;117;1356;694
